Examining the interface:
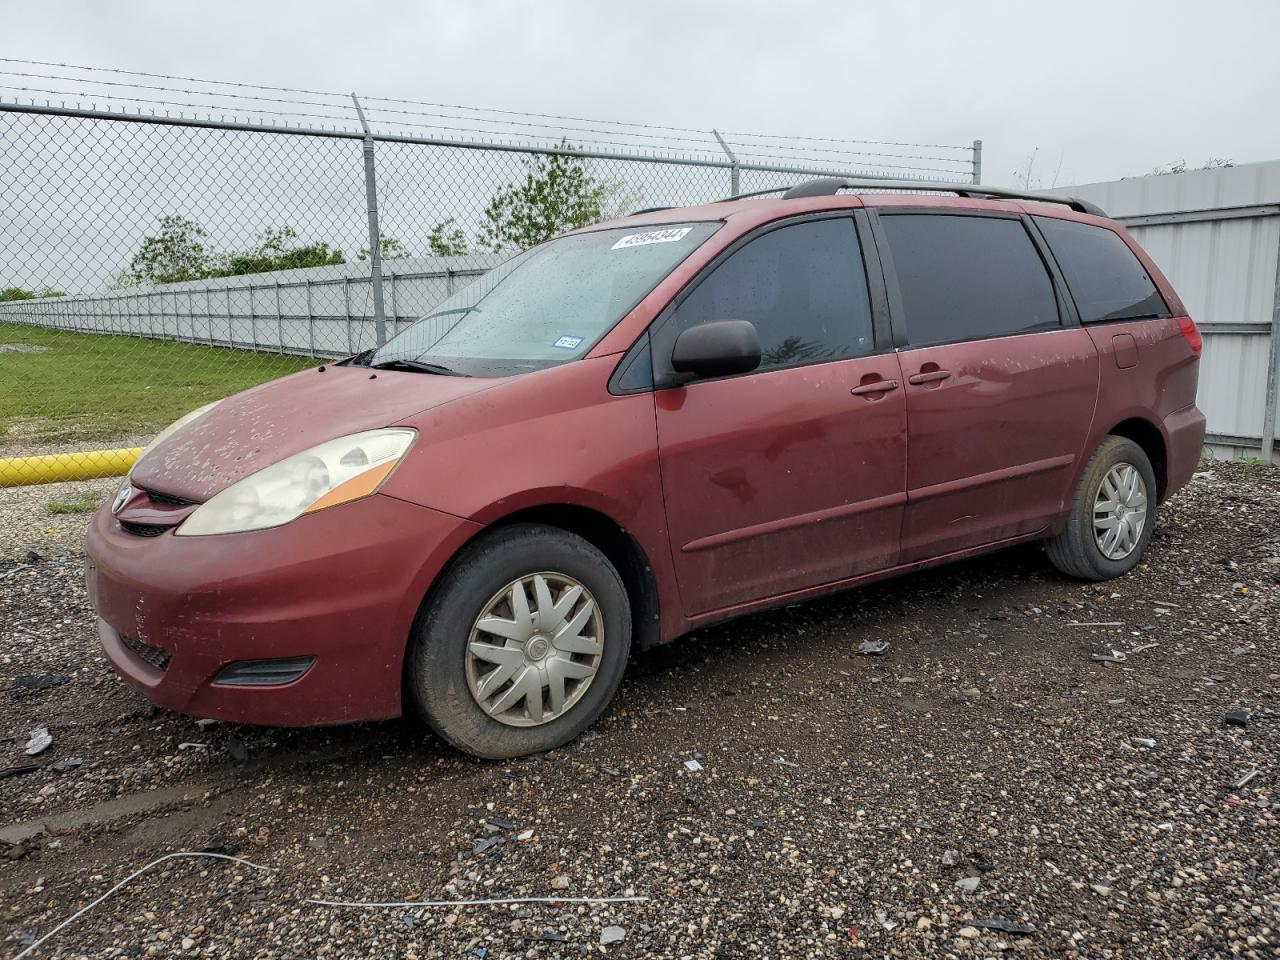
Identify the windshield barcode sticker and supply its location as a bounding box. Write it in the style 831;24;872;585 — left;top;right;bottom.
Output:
553;335;584;349
611;227;692;250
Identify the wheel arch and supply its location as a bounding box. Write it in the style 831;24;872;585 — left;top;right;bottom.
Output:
412;502;663;657
484;504;661;651
1107;416;1169;501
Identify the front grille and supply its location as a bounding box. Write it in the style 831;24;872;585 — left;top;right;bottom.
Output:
122;634;171;671
144;489;195;507
118;520;169;538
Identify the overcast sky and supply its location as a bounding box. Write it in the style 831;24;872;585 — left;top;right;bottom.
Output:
7;0;1280;188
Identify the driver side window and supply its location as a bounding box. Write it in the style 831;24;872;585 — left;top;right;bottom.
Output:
654;216;875;379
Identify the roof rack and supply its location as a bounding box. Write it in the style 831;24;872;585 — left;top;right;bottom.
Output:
718;177;1107;217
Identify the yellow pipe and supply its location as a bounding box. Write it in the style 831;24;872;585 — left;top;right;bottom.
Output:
0;448;142;488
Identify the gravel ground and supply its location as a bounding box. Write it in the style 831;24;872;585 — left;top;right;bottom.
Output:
0;461;1277;959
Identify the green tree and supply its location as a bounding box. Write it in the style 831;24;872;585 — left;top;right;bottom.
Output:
357;235;410;262
478;144;609;252
220;226;344;276
1;287;63;301
426;219;469;257
124;219;345;285
1150;157;1234;176
127;215;215;284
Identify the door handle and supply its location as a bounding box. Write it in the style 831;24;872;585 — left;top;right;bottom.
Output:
850;378;900;397
907;369;952;386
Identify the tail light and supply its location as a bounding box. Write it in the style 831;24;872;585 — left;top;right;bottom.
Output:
1177;317;1202;356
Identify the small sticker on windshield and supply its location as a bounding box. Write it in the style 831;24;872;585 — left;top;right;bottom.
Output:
611;227;693;250
553;335;584;349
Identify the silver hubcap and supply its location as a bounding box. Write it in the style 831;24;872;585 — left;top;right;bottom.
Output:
465;572;604;727
1093;462;1148;560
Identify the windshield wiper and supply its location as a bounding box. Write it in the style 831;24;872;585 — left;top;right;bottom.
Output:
370;358;471;377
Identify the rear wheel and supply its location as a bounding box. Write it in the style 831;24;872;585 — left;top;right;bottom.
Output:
409;523;631;759
1045;436;1157;581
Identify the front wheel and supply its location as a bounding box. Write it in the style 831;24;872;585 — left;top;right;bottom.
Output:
1045;436;1158;581
409;523;631;759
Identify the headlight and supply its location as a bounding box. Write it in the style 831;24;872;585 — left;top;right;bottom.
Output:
175;428;416;536
134;400;223;472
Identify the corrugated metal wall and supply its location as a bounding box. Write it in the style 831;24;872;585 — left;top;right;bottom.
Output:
1060;160;1280;462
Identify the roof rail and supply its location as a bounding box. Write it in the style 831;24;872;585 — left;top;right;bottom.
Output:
718;178;1107;217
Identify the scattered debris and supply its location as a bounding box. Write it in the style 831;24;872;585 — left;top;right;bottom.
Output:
1223;710;1250;728
24;726;52;756
955;876;981;892
1069;621;1124;627
195;718;218;730
8;674;70;693
1235;768;1259;789
1090;883;1113;896
1090;649;1127;664
974;918;1036;935
941;849;960;867
551;875;571;890
600;926;627;946
1132;737;1157;748
858;638;890;655
0;764;40;780
773;757;800;769
49;757;84;773
875;910;898;931
683;759;703;772
472;836;501;855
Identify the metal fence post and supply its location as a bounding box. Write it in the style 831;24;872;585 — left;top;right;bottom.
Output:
351;93;387;347
972;139;983;184
305;279;315;356
1261;231;1280;463
712;129;740;197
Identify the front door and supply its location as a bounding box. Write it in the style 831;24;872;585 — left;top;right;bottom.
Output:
875;211;1100;562
651;216;908;616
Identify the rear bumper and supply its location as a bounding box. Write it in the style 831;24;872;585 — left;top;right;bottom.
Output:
1163;404;1207;499
85;493;480;726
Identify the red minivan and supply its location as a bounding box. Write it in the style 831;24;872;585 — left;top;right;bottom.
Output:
86;179;1206;758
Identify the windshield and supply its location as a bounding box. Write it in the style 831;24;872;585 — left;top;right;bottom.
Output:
368;222;720;377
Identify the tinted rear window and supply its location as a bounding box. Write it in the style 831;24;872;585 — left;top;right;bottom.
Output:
880;214;1060;346
1034;216;1169;323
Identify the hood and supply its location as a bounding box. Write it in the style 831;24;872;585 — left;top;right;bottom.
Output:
129;365;502;501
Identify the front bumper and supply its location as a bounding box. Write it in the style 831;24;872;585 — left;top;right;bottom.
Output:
85;493;480;726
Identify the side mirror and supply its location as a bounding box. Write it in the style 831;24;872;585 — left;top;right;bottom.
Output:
670;320;761;382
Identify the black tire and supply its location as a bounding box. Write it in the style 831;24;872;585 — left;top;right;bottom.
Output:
409;523;631;759
1045;436;1158;581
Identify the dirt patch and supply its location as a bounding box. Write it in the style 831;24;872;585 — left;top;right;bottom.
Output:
1;462;1277;958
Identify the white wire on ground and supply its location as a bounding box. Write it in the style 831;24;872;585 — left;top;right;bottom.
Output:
306;895;649;909
13;851;647;957
13;852;271;960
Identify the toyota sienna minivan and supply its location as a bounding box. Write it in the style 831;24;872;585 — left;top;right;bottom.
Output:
87;178;1206;758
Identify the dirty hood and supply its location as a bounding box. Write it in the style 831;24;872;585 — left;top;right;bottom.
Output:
129;365;500;502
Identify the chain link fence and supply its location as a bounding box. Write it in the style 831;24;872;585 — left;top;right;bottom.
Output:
0;87;980;487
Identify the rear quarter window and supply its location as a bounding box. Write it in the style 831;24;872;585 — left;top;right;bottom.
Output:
1034;216;1170;323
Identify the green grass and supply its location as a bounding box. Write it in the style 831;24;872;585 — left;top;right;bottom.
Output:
0;322;318;445
46;492;103;515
